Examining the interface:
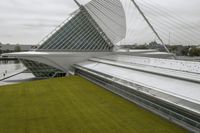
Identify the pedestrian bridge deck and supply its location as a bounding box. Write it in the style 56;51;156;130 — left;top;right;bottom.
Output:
75;55;200;116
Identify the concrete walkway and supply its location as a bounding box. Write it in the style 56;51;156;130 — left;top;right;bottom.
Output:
0;72;36;86
0;63;26;81
0;68;26;81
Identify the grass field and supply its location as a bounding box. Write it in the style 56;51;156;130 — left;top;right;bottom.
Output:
0;76;188;133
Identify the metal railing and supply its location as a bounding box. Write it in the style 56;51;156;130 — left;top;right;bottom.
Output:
76;68;200;133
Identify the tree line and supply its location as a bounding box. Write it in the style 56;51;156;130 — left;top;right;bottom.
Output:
120;41;200;56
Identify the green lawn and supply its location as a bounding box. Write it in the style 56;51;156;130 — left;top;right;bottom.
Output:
0;76;188;133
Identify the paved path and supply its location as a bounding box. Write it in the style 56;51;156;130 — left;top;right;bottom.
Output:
0;63;26;81
0;73;36;86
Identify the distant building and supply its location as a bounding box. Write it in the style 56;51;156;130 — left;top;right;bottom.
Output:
0;44;38;52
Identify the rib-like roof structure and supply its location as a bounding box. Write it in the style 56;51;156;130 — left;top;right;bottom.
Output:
85;0;126;44
37;0;126;52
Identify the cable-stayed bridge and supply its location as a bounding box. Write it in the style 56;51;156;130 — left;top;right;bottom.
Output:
37;0;200;52
38;0;200;46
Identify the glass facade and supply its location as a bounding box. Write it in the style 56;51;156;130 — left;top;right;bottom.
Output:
21;6;118;78
5;0;126;78
20;59;66;78
38;7;113;52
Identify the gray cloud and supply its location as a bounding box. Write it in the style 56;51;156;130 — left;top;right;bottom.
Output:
0;0;200;45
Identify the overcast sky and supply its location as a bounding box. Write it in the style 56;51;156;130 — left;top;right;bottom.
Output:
0;0;200;45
